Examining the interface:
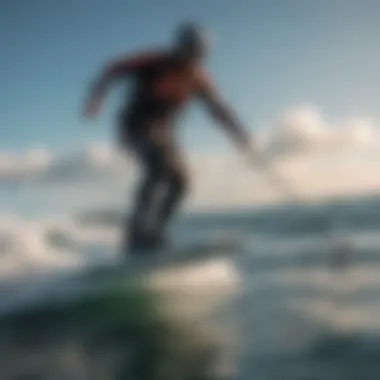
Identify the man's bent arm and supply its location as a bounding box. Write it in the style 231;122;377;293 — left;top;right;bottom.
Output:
83;51;161;117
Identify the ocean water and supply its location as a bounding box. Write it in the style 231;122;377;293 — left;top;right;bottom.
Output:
1;193;380;379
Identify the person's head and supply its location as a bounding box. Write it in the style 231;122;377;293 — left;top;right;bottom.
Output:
172;22;210;62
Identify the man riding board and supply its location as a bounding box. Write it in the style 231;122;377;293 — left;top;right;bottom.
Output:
83;22;255;253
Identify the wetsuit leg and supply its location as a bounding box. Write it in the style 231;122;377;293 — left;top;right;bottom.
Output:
154;155;188;238
127;167;162;246
125;140;163;251
126;136;188;251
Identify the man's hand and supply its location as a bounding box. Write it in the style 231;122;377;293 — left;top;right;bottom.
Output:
242;136;299;201
83;95;102;119
83;79;105;119
82;68;110;120
240;135;266;167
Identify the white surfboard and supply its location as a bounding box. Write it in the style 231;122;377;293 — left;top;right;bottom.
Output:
125;232;242;271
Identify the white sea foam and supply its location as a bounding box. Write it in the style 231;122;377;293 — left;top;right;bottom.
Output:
0;213;119;280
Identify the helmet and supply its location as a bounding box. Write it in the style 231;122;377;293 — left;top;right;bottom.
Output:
174;22;210;58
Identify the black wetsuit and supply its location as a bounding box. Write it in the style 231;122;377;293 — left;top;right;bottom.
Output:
111;50;200;250
90;46;248;252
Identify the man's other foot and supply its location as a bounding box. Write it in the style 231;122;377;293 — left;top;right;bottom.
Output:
126;231;170;255
147;231;170;250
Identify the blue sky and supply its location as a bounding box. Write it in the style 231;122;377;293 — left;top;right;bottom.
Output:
1;0;380;153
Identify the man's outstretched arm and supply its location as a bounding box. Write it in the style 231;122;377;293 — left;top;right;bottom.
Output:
83;51;161;118
196;69;252;153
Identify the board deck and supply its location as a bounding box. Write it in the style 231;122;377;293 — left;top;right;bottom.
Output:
66;233;242;292
126;233;242;268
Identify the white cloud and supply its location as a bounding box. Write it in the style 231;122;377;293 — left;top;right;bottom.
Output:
265;105;379;156
38;144;127;183
0;215;81;279
0;144;131;185
0;148;52;181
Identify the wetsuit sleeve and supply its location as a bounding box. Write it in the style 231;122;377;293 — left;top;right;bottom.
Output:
83;50;163;117
196;69;250;149
104;51;161;77
91;51;162;96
